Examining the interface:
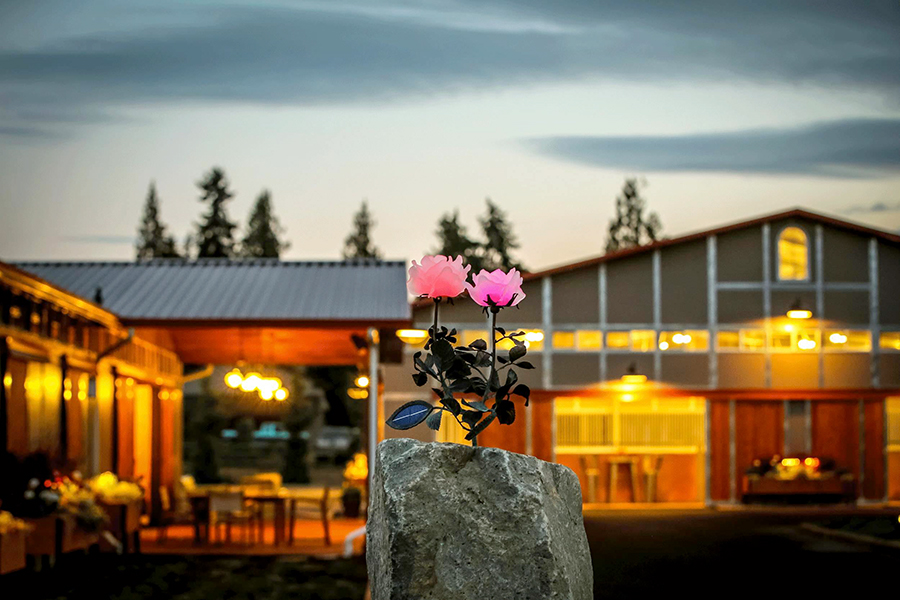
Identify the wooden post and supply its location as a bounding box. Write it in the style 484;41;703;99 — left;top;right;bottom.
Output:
0;336;8;455
59;354;68;463
111;366;119;474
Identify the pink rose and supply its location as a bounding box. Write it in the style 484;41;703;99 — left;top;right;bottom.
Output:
466;268;525;308
407;255;470;298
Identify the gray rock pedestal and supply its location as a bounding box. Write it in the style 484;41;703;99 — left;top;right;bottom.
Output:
367;439;593;600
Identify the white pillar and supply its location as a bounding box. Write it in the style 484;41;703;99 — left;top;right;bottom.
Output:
368;327;381;490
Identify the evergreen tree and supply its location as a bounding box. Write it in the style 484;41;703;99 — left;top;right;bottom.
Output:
342;200;381;259
193;167;237;258
240;190;290;258
434;209;483;270
605;178;662;253
479;198;524;271
135;182;179;260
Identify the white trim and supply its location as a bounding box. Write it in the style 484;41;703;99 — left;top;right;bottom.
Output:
708;235;718;389
599;263;607;382
716;282;869;291
542;277;552;389
762;224;772;388
652;250;662;381
816;225;825;389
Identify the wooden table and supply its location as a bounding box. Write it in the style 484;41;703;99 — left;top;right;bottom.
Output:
188;486;327;546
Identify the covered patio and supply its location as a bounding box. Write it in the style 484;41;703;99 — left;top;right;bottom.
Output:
15;258;410;555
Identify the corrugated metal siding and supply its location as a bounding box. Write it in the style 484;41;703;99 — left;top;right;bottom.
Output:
14;259;410;322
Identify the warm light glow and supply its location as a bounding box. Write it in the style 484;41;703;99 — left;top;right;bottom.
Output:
257;377;282;394
396;329;429;344
274;388;288;401
781;458;801;467
829;332;847;344
241;373;261;392
355;375;370;388
621;374;647;384
671;333;692;345
225;370;243;389
348;387;368;400
3;373;11;388
787;309;812;319
778;227;809;281
125;377;135;386
620;393;635;402
260;389;274;401
804;457;820;468
798;338;816;350
658;341;669;350
524;331;544;343
783;323;795;332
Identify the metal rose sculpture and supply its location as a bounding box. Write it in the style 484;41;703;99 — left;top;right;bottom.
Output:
386;255;533;445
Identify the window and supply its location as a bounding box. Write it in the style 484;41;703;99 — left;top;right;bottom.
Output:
461;330;488;347
769;328;819;351
824;330;871;352
576;330;603;350
659;330;709;352
630;330;656;352
717;329;767;352
881;332;900;351
552;331;575;349
778;226;809;281
606;331;630;349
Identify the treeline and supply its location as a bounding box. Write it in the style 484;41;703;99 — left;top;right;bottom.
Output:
136;167;662;266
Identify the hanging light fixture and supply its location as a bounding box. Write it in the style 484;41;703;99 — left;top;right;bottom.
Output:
786;298;812;320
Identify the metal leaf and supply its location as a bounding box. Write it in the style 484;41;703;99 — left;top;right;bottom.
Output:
386;400;434;430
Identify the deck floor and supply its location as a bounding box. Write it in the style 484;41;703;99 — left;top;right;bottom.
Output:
140;518;367;556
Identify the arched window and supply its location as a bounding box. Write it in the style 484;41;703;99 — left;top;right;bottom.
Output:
778;226;809;281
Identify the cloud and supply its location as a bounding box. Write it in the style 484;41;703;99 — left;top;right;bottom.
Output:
0;1;897;135
526;119;900;178
845;200;900;214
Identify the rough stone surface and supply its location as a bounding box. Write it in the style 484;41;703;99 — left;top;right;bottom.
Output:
367;439;593;600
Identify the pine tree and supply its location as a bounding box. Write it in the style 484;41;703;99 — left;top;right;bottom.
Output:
193;167;237;258
434;209;482;270
135;182;179;260
342;200;381;259
240;190;290;258
479;198;524;271
605;178;662;253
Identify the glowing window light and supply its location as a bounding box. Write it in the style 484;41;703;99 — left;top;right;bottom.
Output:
274;388;288;401
396;329;428;344
778;227;809;281
260;389;274;401
552;331;576;349
797;338;816;350
781;458;801;467
659;341;669;350
225;370;243;389
355;375;370;388
829;332;847;344
621;374;647;385
257;377;282;394
3;373;11;388
348;387;368;400
524;331;544;343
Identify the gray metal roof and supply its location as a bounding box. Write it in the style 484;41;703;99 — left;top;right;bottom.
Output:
14;259;410;324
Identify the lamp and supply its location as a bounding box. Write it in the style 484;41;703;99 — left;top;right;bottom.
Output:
621;363;647;385
786;298;812;319
396;329;428;344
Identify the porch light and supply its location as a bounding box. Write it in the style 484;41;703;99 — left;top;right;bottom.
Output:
225;370;243;388
241;373;261;392
274;388;288;401
396;329;428;344
798;338;816;350
260;389;274;401
621;375;647;384
524;331;544;343
355;374;370;388
829;332;847;344
786;298;812;320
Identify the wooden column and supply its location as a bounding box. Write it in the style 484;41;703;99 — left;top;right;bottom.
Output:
59;354;69;463
111;366;119;474
150;386;163;524
0;336;8;454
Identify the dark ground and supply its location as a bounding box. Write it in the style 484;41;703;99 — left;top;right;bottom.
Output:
11;508;899;599
584;508;900;599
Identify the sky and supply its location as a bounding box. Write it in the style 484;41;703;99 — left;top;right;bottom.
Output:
1;0;899;271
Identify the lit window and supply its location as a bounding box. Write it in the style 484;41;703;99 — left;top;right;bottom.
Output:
630;330;656;352
606;332;630;349
740;330;767;352
461;330;488;347
778;227;809;281
717;331;740;350
576;330;603;350
824;330;871;352
552;331;575;349
522;330;545;351
880;332;900;351
769;328;819;351
659;330;709;352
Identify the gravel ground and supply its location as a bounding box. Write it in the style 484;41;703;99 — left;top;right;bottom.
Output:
10;553;367;600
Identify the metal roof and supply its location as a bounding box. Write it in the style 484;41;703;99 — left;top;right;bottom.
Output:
13;259;410;325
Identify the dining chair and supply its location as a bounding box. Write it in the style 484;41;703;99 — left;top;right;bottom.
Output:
289;487;334;546
209;490;255;544
157;485;194;544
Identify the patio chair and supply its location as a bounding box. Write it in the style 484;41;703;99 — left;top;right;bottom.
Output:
209;490;256;544
157;485;194;544
289;487;335;546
